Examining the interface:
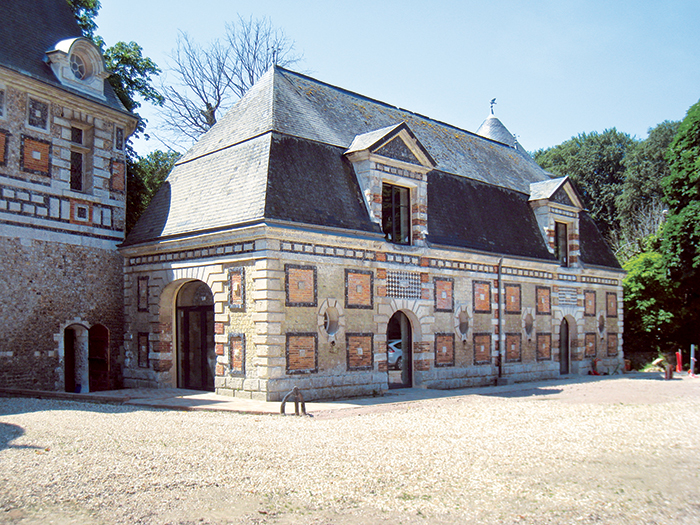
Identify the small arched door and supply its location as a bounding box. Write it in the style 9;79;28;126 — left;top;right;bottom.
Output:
560;319;570;375
176;281;215;391
387;311;412;389
88;324;110;392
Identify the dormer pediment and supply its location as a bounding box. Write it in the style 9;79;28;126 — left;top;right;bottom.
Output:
45;38;110;100
345;122;436;172
529;176;583;210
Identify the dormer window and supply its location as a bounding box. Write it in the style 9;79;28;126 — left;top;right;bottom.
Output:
46;38;109;99
382;183;411;245
529;177;584;268
344;122;436;247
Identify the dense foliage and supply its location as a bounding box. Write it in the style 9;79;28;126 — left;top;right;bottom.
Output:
534;129;634;239
126;150;180;233
622;235;677;353
660;99;700;348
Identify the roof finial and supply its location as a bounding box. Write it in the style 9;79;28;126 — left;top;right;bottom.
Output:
490;98;496;115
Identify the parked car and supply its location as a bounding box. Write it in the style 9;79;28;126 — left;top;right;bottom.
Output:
387;339;403;370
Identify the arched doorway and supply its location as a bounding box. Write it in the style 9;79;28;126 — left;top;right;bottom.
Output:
64;324;88;393
560;318;570;375
88;324;110;392
176;280;215;391
387;311;412;389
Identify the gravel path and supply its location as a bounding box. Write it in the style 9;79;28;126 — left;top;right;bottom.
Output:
1;375;699;524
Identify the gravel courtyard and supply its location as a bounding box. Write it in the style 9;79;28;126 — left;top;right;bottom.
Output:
1;374;699;525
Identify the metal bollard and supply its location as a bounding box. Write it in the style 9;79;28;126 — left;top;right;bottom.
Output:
280;386;307;416
665;364;674;380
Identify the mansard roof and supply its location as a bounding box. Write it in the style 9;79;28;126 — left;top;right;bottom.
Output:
125;66;620;269
1;0;128;113
180;67;550;193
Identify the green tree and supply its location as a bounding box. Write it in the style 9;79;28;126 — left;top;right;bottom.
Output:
618;121;680;229
610;120;680;262
97;38;164;138
622;235;677;354
534;129;636;239
126;150;180;233
66;0;100;38
661;98;700;347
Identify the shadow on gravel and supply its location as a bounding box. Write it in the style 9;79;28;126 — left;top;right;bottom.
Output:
483;387;564;399
0;395;156;417
0;422;43;452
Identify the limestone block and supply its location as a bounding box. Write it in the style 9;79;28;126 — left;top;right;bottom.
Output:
243;379;259;391
251;312;285;323
252;290;285;301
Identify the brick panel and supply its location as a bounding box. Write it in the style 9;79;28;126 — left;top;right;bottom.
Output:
346;333;373;371
137;276;149;312
229;334;245;375
536;286;551;315
607;333;618;356
606;292;618;318
504;284;521;314
473;281;491;313
434;278;454;312
584;333;596;357
345;269;373;309
434;333;455;367
584;291;596;316
20;135;51;176
228;268;245;310
537;333;552;360
286;333;317;374
505;333;522;362
473;333;491;364
137;332;149;368
110;160;125;192
286;265;316;307
0;130;8;166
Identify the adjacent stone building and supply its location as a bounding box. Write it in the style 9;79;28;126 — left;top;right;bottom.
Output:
120;67;625;401
0;1;137;391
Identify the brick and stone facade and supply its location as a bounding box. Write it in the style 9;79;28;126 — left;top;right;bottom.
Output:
0;4;137;391
119;67;624;401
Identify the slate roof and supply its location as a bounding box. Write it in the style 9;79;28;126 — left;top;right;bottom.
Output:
427;170;557;261
1;0;128;113
578;212;622;269
530;177;567;201
125;66;621;270
180;67;551;194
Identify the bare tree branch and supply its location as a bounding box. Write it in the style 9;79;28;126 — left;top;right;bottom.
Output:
158;18;302;151
609;200;667;264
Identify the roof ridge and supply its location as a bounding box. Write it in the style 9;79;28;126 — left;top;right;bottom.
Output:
275;66;486;141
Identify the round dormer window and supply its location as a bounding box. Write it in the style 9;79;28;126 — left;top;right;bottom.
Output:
70;53;88;80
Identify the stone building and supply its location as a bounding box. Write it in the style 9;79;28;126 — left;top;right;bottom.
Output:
121;67;624;401
0;1;137;391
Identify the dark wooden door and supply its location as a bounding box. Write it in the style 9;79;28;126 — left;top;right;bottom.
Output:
177;306;215;391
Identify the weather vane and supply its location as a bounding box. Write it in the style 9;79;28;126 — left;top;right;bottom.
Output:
490;98;497;115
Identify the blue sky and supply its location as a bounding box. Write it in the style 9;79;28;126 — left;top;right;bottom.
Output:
96;0;700;156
